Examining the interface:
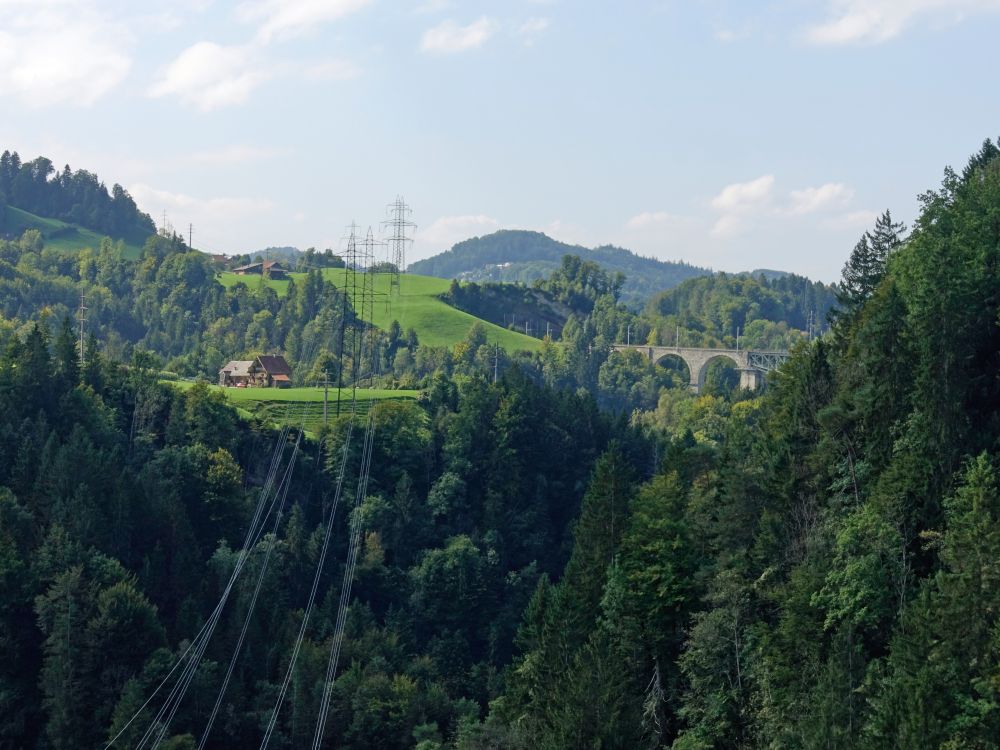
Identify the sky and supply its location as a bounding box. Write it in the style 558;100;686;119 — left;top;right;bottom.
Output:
1;0;998;281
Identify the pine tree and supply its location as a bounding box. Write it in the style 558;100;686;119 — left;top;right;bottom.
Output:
833;210;906;326
54;316;80;387
560;444;635;642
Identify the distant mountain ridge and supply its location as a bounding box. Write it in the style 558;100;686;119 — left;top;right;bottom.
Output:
409;230;711;306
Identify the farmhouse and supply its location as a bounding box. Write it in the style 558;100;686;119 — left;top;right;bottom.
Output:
232;260;289;279
255;355;292;388
218;360;254;387
218;355;293;388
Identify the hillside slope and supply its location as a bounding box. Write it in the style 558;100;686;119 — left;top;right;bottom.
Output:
408;229;711;306
218;268;543;351
0;204;144;258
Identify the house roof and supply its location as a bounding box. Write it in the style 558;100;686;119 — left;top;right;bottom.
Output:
255;355;292;376
233;260;287;273
220;360;254;376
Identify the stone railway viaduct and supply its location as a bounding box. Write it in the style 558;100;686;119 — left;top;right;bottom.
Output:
611;344;791;393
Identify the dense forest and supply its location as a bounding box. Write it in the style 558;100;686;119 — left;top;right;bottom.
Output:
0;138;998;748
0;318;644;747
469;138;1000;747
0;151;155;244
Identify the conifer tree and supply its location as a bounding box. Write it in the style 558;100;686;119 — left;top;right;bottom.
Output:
833;210;906;324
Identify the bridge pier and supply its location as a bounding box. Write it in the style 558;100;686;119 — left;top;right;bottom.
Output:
739;368;764;391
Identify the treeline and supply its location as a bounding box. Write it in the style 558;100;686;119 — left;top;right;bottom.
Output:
0;150;155;243
645;270;838;350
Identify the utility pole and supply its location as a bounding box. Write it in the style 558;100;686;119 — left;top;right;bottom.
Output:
188;223;193;249
546;321;551;339
77;294;87;367
627;323;632;346
675;325;680;349
736;326;740;351
493;342;499;384
323;369;329;426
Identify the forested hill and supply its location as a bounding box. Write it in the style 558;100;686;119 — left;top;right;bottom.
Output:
408;229;710;307
644;270;839;347
482;139;1000;747
0;150;155;245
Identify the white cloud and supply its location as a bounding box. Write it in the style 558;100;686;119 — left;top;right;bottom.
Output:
238;0;373;43
805;0;1000;45
420;17;498;54
306;58;363;81
711;175;775;212
0;2;131;107
518;17;550;37
787;182;854;215
149;42;269;111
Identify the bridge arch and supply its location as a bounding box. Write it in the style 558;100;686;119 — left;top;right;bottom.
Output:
696;353;741;393
652;350;742;392
611;344;781;393
652;351;691;385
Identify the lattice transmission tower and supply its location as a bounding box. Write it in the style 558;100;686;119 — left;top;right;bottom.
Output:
382;196;415;296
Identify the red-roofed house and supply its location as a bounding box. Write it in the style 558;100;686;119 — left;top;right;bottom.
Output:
253;355;292;388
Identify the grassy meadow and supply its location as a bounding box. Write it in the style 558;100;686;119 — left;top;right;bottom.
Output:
2;205;144;258
217;268;543;351
169;381;420;432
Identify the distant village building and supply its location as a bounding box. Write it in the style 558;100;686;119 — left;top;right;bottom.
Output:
232;260;289;279
218;355;292;388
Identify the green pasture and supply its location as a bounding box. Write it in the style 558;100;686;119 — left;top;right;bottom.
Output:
168;382;420;433
2;205;144;258
217;269;542;351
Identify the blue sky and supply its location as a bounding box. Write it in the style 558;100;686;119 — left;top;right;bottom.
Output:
1;0;998;281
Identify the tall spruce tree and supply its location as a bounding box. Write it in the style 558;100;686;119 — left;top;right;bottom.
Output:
834;210;907;325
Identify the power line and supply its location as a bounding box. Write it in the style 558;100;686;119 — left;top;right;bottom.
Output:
312;231;388;748
259;228;383;747
77;294;87;368
106;423;294;749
